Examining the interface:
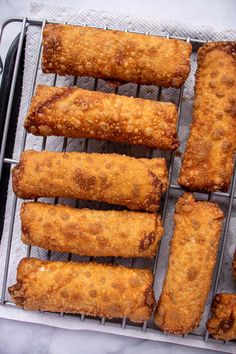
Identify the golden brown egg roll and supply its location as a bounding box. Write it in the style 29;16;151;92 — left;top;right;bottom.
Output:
8;258;155;322
12;151;168;212
155;193;224;334
24;85;179;151
207;293;236;341
21;202;163;258
178;42;236;192
42;24;192;88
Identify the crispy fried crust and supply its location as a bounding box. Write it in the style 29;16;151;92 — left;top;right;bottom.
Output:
154;193;224;334
42;24;192;88
8;258;155;322
21;202;163;258
233;250;236;277
24;85;179;151
12;151;167;212
178;42;236;192
139;157;168;193
207;293;236;340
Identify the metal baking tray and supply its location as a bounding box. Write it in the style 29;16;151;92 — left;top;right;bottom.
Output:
0;17;235;353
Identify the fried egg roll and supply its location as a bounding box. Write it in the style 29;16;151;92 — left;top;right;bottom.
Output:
21;202;163;258
9;258;155;322
42;24;192;88
24;85;179;151
12;151;168;212
155;193;224;334
233;249;236;277
179;42;236;192
207;293;236;341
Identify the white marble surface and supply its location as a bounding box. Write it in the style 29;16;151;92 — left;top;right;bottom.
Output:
0;1;236;354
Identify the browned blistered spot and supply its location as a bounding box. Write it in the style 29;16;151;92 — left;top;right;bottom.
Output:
215;92;225;98
129;275;141;287
187;267;198;281
85;271;91;278
210;70;218;78
228;97;236;105
75;168;96;189
106;303;122;315
149;46;159;55
102;294;109;302
62;224;82;239
73;97;90;111
89;289;97;298
71;293;82;301
46;160;52;168
119;232;127;239
165;128;175;138
197;237;205;245
48;207;57;216
219;313;234;332
209;82;217;89
139;232;155;250
222;141;233;153
181;204;192;214
87;223;103;234
111;282;126;292
61;212;70;221
215;112;223;120
99;174;112;190
224;103;236;118
61;289;69;298
190;140;212;161
211;127;225;141
221;75;235;87
96;235;108;246
191;219;201;230
105;162;112;169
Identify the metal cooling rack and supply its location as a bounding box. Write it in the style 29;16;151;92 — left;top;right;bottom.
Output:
0;17;236;353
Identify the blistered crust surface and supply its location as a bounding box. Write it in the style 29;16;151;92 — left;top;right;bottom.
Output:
12;150;166;212
155;193;224;334
207;293;236;340
42;24;192;88
21;202;163;258
179;42;236;192
233;250;236;277
24;85;179;150
8;258;155;323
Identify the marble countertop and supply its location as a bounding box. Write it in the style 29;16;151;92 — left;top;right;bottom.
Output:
0;1;235;353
